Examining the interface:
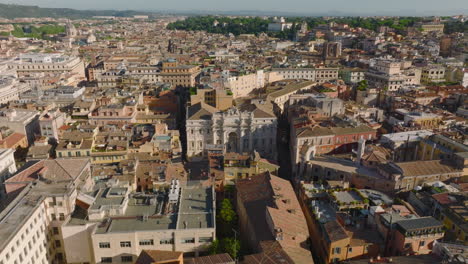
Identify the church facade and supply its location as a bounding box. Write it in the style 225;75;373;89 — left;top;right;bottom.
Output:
186;102;277;160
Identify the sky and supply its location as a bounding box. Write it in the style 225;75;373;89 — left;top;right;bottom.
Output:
3;0;468;15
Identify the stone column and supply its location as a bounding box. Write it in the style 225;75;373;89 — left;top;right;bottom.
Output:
430;143;436;160
248;127;253;152
421;143;427;160
413;144;418;160
239;128;244;153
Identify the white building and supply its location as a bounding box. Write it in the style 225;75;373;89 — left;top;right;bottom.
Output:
186;101;277;160
270;67;339;84
267;17;293;32
39;109;67;142
0;159;93;264
0;76;31;104
365;59;421;91
0;109;40;145
8;53;85;80
0;148;16;196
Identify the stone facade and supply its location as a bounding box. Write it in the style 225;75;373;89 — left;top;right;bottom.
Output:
187;102;277;160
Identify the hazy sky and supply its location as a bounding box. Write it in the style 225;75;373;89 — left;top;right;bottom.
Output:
3;0;468;15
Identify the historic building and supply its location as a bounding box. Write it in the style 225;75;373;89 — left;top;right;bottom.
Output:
186;101;277;160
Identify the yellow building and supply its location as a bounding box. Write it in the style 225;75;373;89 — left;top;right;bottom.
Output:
91;151;127;164
420;23;445;34
440;201;468;245
190;88;233;111
223;152;279;184
417;134;468;161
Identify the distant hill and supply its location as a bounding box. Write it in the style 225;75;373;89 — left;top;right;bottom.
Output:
0;4;153;19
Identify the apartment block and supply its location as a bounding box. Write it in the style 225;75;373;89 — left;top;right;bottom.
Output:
62;180;216;264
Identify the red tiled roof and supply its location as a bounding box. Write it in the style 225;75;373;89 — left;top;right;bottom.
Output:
0;133;26;148
432;193;457;205
135;250;182;264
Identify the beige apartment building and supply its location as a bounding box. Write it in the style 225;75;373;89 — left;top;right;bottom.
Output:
9;53;85;80
270;67;339;84
159;60;200;87
421;66;446;84
88;103;138;126
62;181;216;264
223;70;264;98
103;55;148;71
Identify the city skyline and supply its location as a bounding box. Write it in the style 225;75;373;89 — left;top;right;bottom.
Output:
3;0;468;15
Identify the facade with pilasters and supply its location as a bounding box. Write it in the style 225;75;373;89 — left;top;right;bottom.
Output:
186;102;277;161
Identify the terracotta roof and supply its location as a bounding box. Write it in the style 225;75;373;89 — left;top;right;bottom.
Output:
5;159;89;194
242;241;294;264
236;172;314;263
185;253;234;264
0;133;26;148
396;160;460;177
432;193;457;205
135;250;183;264
187;102;218;120
362;150;388;163
324;220;349;242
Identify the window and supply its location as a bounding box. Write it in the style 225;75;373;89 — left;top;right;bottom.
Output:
59;213;65;221
181;238;195;244
139;239;154;246
199;237;213;243
53;227;59;235
99;242;110;248
348;247;353;252
419;241;425;246
120;241;131;248
334;247;341;254
55;240;61;248
404;243;411;249
121;256;133;262
160;238;173;244
101;257;112;263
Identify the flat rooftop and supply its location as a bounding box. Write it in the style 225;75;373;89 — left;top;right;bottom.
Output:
89;188;127;210
381;130;433;143
70;184;214;234
334;190;363;204
0;180;73;251
177;186;214;229
312;200;336;224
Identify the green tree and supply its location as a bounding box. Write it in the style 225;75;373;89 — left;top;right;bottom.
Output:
357;80;368;91
219;199;236;223
208;239;221;255
222;237;240;260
